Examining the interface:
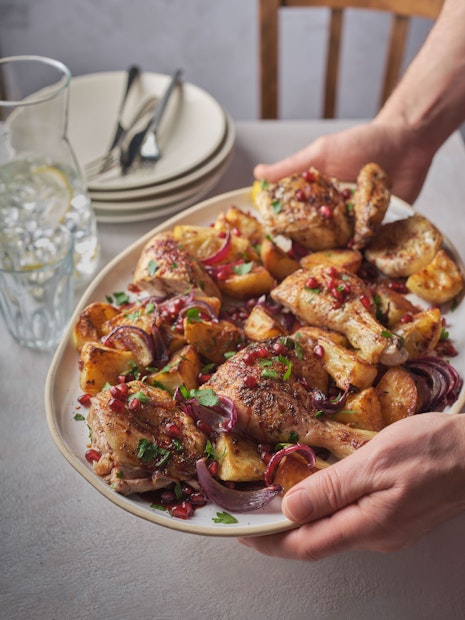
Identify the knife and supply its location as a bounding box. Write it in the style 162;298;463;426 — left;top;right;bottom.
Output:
108;65;141;151
120;68;183;175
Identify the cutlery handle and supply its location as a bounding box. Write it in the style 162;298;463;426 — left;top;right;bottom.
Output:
109;64;141;150
121;68;183;173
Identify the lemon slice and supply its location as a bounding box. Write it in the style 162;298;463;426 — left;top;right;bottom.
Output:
31;165;72;226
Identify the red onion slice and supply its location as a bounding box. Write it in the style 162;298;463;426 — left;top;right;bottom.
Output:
196;458;282;513
179;299;218;322
102;325;155;366
406;356;463;411
265;444;316;486
175;390;238;432
311;385;350;414
200;229;232;266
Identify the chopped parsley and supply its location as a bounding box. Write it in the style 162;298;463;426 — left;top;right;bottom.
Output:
213;511;238;524
137;438;170;467
232;261;253;276
147;259;159;276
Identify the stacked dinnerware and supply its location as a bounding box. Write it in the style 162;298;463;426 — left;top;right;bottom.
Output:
67;71;234;223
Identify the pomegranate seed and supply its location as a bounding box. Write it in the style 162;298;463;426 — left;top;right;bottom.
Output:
110;383;129;400
341;188;352;200
196;419;212;434
319;205;332;219
359;293;371;310
243;351;254;366
85;449;101;463
387;280;408;294
128;397;141;412
160;490;176;504
313;344;325;359
190;492;207;506
198;373;212;384
170;501;194;519
232;227;241;236
295;189;306;202
127;283;141;293
305;276;319;289
216;268;230;281
400;312;414;323
272;341;287;355
78;393;92;407
244;375;258;388
172;298;185;313
328;266;339;278
166;422;182;438
208;460;219;476
109;397;125;413
256;347;269;359
117;374;128;384
302;170;315;182
218;230;227;238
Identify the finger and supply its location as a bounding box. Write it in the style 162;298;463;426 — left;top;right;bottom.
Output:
282;448;384;524
253;145;323;182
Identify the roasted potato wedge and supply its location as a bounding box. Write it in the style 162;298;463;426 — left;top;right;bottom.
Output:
300;248;363;273
273;454;329;493
376;366;418;425
260;237;300;280
79;342;138;395
394;307;442;359
147;344;201;393
217;265;275;299
215;433;266;482
243;304;287;341
73;302;120;351
332;387;385;431
295;328;378;389
406;249;464;304
215;205;264;245
365;214;443;277
373;284;420;328
184;317;244;364
173;224;257;263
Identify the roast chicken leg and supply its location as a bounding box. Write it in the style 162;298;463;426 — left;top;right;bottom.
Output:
202;337;374;459
271;265;408;366
87;381;206;495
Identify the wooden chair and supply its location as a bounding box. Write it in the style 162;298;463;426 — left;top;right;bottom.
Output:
259;0;445;119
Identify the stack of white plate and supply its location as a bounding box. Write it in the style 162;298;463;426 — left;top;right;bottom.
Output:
67;71;235;223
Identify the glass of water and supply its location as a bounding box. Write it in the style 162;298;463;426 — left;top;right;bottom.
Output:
0;55;99;288
0;224;74;351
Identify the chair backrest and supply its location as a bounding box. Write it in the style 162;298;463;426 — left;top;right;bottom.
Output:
259;0;445;119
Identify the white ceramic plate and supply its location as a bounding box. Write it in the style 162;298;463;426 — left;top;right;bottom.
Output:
45;188;465;537
68;71;227;191
90;112;235;210
88;112;235;202
92;158;233;223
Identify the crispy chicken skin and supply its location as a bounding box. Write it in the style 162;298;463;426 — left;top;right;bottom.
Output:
352;163;391;250
133;231;221;299
254;167;353;250
271;266;408;366
87;381;206;495
202;338;374;459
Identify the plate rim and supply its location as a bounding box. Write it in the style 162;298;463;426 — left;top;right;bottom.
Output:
45;187;465;537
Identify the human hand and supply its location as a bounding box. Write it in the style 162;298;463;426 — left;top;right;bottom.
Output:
239;412;465;561
253;121;433;205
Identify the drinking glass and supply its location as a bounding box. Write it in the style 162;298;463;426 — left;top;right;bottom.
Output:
0;223;74;351
0;55;99;288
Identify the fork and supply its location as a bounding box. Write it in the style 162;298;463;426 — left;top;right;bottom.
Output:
84;95;158;180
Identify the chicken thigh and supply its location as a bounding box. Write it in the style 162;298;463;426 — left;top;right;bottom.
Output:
271;265;408;365
352;162;391;250
203;337;374;459
87;381;206;495
254;168;353;250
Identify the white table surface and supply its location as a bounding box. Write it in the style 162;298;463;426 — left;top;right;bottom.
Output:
2;120;465;620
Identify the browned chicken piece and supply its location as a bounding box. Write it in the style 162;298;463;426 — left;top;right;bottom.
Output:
87;381;206;495
254;168;353;250
271;266;408;366
133;231;221;299
352;162;391;250
203;337;374;459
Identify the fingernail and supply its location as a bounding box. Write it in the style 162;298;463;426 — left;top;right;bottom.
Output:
283;487;314;522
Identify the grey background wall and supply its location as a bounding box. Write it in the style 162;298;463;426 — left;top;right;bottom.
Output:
1;0;437;121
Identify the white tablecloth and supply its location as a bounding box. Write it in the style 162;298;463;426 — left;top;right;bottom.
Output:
2;120;465;620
